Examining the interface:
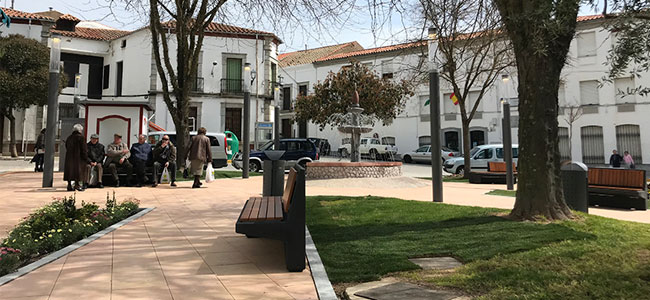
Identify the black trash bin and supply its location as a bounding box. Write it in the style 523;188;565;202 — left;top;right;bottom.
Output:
262;150;285;196
561;161;589;213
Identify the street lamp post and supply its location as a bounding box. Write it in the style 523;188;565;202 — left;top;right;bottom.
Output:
428;27;443;203
73;73;81;117
43;36;61;188
273;77;283;149
242;63;252;178
501;74;514;191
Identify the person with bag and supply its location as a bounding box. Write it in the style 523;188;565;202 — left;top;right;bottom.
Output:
86;133;105;188
31;128;46;172
623;151;635;169
152;135;177;187
186;127;212;188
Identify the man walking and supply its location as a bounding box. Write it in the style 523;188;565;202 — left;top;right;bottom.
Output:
105;133;133;187
131;134;152;187
63;124;88;191
187;127;212;188
152;134;177;187
609;149;623;168
86;133;105;188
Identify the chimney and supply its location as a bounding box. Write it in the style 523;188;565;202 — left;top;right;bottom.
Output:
49;7;53;11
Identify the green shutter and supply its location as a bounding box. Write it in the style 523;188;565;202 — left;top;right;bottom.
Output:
226;58;242;92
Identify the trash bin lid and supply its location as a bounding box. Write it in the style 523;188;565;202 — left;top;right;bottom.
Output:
561;161;588;171
264;150;285;160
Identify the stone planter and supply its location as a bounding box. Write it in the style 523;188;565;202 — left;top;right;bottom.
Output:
305;162;402;180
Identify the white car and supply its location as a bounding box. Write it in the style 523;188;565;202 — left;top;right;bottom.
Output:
338;137;398;160
402;145;461;164
443;144;519;175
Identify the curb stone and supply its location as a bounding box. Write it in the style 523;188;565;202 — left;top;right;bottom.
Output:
306;226;337;300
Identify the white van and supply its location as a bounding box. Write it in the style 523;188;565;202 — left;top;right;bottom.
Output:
442;144;519;175
148;131;228;168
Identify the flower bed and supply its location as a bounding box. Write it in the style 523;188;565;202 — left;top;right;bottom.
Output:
0;192;140;276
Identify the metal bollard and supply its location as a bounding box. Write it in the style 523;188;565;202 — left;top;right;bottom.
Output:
262;150;285;196
561;161;589;213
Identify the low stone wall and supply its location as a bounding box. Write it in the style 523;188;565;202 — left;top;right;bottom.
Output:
305;162;402;180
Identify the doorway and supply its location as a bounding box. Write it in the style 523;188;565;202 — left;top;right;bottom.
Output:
470;129;486;148
225;108;242;141
282;119;292;138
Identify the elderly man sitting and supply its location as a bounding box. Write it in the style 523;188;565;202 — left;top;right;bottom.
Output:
152;135;177;187
105;133;133;187
86;133;105;188
130;134;152;188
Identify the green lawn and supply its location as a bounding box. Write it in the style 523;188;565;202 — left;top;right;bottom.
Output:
485;189;517;197
174;170;262;181
306;196;650;299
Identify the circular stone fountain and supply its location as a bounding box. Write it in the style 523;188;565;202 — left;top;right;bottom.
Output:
306;90;402;180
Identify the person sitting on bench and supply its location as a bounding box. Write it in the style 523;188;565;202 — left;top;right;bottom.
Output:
130;134;152;187
152;135;177;187
105;133;133;187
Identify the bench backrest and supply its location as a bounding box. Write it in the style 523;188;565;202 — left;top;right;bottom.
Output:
588;168;646;189
282;168;298;213
488;161;516;172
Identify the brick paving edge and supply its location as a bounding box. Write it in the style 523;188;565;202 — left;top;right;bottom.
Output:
306;226;337;300
0;207;156;286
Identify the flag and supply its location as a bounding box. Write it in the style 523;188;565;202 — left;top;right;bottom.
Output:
0;8;10;28
450;93;459;105
424;99;430;106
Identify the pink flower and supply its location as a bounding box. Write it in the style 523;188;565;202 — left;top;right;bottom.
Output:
1;251;7;255
0;256;3;261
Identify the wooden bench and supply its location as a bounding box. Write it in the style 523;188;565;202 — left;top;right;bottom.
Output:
587;168;648;210
235;166;306;272
469;162;517;184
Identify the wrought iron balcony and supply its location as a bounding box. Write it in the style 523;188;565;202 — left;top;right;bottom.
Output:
221;78;243;94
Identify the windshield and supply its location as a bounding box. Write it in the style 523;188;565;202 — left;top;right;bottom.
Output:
260;141;274;150
469;147;481;157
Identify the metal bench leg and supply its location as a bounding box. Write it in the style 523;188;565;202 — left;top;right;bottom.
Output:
284;232;305;272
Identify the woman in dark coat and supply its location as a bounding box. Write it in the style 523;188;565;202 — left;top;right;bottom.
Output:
64;124;88;191
33;128;46;172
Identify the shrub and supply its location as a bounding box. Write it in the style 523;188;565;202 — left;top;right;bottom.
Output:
0;193;140;277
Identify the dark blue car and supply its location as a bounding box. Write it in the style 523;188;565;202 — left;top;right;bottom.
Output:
234;138;319;172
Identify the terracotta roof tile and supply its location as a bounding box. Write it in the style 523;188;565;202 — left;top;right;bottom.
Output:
51;27;130;41
315;41;425;63
1;7;54;21
279;42;364;67
58;14;80;22
577;14;605;22
162;20;280;42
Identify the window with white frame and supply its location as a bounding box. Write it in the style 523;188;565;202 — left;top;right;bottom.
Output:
579;80;599;105
614;77;635;104
443;93;456;114
558;83;566;106
420;95;430;115
577;32;597;57
466;91;483;112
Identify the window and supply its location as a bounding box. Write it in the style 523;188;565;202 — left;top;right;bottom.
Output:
121;40;127;48
418;136;431;147
381;60;393;79
102;65;110;89
416;146;429;153
559;127;571;161
207;135;220;147
371;139;380;145
420;95;430;115
187;106;198;132
577;32;596;57
581;126;604;164
579;80;599;105
225;57;242;92
616;124;642;162
58;103;75;119
282;86;292;110
301;141;313;151
64;61;79;88
298;84;308;97
443;130;460;151
558;84;566;106
467;91;483;112
381;137;396;146
496;147;519;159
382;73;394;79
360;138;368;145
475;149;493;159
286;141;300;151
116;61;123;97
342;138;351;145
443;93;456;114
614;77;635;104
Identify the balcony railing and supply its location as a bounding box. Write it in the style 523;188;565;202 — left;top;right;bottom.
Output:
221;78;243;94
190;77;204;93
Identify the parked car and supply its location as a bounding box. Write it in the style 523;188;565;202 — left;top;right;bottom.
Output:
443;144;519;175
338;137;398;160
148;131;228;168
233;138;319;173
308;138;331;156
402;145;461;164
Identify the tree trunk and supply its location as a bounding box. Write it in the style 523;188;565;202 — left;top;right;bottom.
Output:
173;99;190;169
461;119;471;178
0;113;4;156
508;52;573;221
8;113;17;157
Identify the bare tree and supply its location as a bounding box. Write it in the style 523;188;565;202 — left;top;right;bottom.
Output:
563;105;582;160
421;0;513;177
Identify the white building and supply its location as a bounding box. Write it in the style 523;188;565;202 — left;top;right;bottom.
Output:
1;7;281;153
279;15;650;168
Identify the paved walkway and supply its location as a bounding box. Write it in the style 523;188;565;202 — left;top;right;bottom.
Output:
0;172;317;300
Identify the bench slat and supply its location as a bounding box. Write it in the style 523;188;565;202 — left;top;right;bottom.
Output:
259;197;269;220
273;196;283;220
240;199;256;222
249;198;262;222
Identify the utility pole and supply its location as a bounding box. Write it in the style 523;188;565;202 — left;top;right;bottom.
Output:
502;99;514;190
428;27;443;203
43;37;61;187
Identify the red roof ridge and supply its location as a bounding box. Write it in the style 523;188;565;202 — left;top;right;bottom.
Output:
1;7;54;21
51;27;131;41
316;40;425;63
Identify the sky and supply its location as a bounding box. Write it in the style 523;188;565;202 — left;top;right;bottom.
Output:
5;0;603;54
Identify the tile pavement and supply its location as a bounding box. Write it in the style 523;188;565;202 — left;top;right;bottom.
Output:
0;172;317;300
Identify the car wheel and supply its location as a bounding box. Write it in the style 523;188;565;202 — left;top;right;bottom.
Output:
341;148;349;158
456;166;464;175
403;155;412;163
249;160;261;173
370;149;378;160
